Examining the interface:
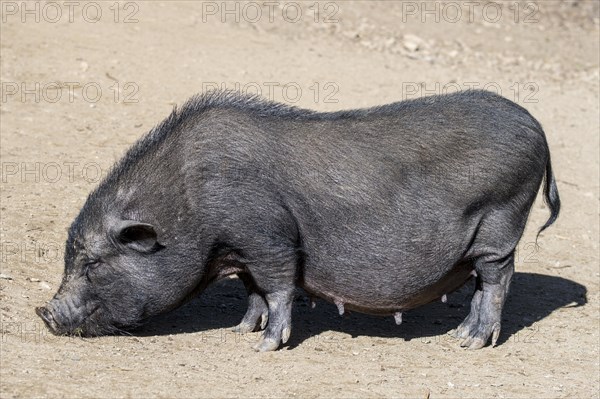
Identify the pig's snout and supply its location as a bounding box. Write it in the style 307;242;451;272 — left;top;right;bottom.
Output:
36;295;94;336
35;305;59;334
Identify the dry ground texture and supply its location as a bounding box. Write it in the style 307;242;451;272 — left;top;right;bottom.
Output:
1;1;599;398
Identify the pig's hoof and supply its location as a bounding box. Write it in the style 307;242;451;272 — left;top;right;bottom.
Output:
281;326;291;343
251;288;294;352
260;312;268;330
454;291;498;349
460;336;486;350
232;311;268;333
232;322;255;334
454;314;478;340
253;337;280;352
458;321;501;349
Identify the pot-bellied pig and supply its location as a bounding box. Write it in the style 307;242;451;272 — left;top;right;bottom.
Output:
37;89;560;351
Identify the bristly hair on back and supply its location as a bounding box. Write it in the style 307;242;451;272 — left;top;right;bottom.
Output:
81;90;317;211
178;89;316;121
120;89;316;166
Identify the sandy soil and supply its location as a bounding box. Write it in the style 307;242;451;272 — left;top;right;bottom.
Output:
1;1;599;398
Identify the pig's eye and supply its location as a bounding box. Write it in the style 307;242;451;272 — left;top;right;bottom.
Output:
84;260;100;280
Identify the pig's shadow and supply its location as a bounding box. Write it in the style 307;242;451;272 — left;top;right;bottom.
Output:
135;272;587;348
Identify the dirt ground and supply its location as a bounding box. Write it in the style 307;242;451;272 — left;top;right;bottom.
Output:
1;1;599;398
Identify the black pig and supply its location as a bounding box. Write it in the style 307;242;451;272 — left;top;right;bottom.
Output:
37;90;560;351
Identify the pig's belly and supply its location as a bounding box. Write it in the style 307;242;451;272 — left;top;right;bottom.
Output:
300;260;474;315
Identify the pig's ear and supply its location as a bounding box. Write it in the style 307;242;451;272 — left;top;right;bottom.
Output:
112;220;163;253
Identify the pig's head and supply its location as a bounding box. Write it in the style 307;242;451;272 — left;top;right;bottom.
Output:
36;205;204;336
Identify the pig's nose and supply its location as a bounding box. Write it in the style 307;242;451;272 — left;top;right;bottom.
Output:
35;306;58;334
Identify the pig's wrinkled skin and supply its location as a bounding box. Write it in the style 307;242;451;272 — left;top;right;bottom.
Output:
36;90;560;351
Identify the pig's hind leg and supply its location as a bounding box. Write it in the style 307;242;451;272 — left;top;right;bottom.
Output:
454;254;514;349
232;273;269;333
454;206;523;349
453;199;530;349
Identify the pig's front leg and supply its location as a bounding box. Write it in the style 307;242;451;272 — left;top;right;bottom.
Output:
232;273;268;333
245;256;296;352
253;289;294;352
